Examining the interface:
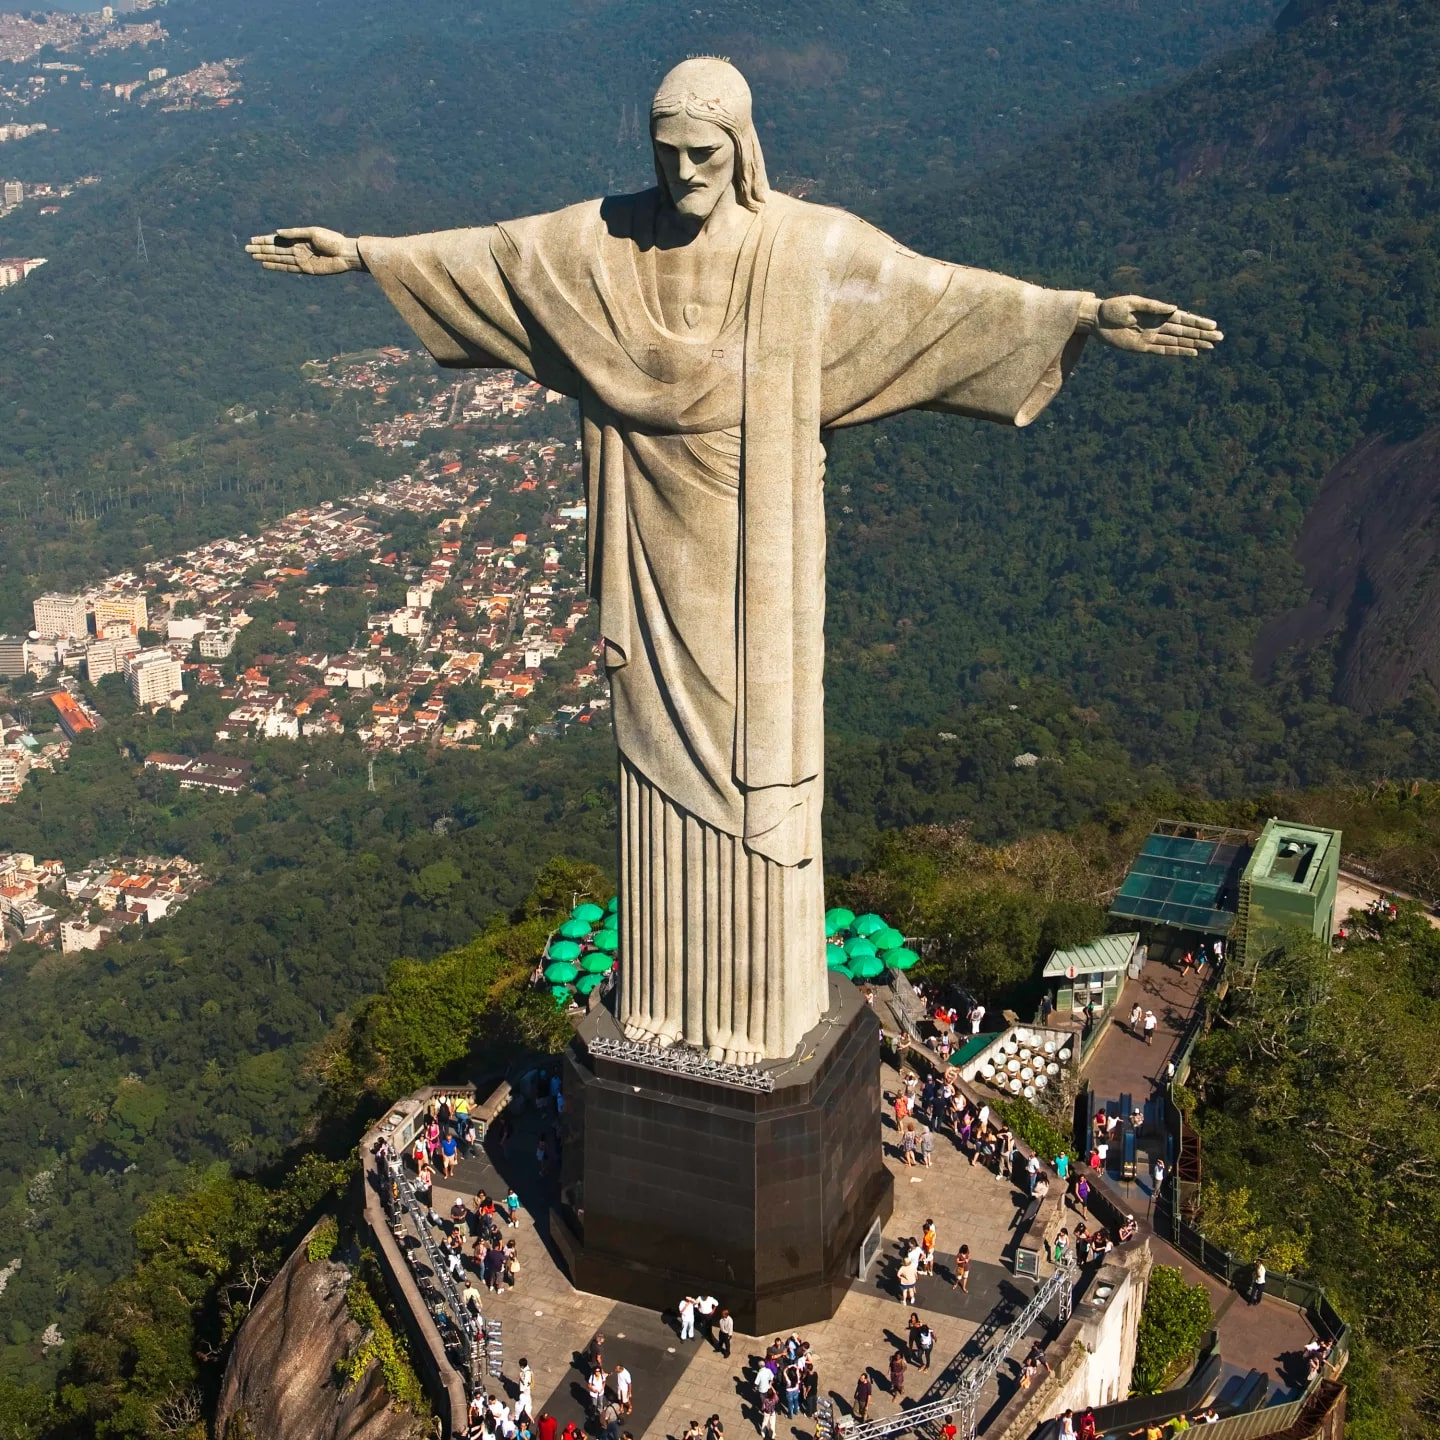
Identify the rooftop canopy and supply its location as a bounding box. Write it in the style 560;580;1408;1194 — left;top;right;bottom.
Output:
1108;821;1254;936
1042;932;1140;978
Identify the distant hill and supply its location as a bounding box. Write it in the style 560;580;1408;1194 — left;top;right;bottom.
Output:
818;0;1440;789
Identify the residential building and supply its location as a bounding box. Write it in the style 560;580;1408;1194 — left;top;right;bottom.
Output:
92;593;149;636
2;180;21;207
60;919;105;953
48;689;95;739
126;649;182;707
166;616;206;642
33;592;87;639
198;627;236;659
0;635;26;677
85;634;140;683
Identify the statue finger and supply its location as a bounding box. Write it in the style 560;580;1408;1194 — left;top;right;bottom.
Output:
248;234;276;248
1129;296;1178;319
1168;310;1220;332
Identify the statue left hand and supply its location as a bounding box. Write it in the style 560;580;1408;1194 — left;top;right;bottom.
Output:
1088;295;1222;355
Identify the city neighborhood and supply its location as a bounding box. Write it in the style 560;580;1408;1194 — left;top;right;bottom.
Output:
0;363;608;802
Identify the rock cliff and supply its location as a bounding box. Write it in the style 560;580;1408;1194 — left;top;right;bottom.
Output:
1254;425;1440;713
214;1239;428;1440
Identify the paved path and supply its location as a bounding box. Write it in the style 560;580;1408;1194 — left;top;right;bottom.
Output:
430;1060;1065;1440
1079;945;1317;1397
1335;870;1440;929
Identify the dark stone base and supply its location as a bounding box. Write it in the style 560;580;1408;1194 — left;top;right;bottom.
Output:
551;978;892;1335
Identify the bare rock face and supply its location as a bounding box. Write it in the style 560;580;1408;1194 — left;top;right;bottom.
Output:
215;1240;428;1440
1254;425;1440;712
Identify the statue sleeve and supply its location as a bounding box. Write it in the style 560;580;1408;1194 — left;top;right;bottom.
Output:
818;219;1088;430
357;227;580;395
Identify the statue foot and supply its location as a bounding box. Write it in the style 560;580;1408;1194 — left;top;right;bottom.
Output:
622;1020;676;1049
718;1046;763;1068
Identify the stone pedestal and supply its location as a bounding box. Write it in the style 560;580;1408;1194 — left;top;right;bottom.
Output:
551;977;891;1335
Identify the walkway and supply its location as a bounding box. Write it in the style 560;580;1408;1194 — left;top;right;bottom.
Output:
427;1059;1068;1440
1335;869;1440;930
1080;943;1316;1397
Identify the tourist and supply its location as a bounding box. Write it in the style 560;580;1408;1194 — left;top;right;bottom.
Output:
921;1127;935;1167
782;1360;802;1418
416;1161;435;1208
902;1124;918;1166
613;1362;632;1416
854;1372;873;1422
1129;1003;1143;1036
756;1358;776;1400
517;1377;534;1425
441;1127;459;1177
678;1294;697;1340
1193;1410;1219;1424
1074;1175;1091;1217
599;1400;622;1440
1119;1214;1139;1243
952;1243;971;1292
897;1252;918;1306
462;1281;483;1319
801;1356;820;1417
968;1001;986;1034
483;1242;506;1293
1152;1158;1167;1197
716;1308;734;1358
1054;1151;1070;1181
706;1417;725;1440
504;1188;521;1228
889;1349;907;1398
942;1417;957;1440
1025;1341;1051;1380
921;1219;937;1275
758;1389;779;1439
1143;1010;1158;1045
1052;1228;1070;1264
696;1292;719;1341
682;1422;703;1440
1079;1409;1099;1440
586;1364;607;1417
1027;1153;1043;1195
1060;1410;1076;1440
1250;1260;1266;1305
917;1322;935;1371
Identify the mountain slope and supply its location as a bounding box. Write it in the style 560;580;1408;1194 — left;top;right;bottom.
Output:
817;0;1440;789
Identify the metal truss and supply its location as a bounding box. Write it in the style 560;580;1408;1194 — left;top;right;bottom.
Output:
828;1258;1077;1440
587;1034;777;1091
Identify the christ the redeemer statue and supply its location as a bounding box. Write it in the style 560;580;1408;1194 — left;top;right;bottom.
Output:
249;58;1220;1066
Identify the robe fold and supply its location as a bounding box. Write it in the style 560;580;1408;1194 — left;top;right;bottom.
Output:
360;190;1086;1061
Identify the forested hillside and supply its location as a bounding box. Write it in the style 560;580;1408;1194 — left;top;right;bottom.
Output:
821;0;1440;787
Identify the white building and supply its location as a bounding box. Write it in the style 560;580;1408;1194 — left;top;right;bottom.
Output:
198;628;236;659
61;920;105;953
91;593;149;637
166;616;207;642
126;649;182;708
33;592;87;640
85;635;140;683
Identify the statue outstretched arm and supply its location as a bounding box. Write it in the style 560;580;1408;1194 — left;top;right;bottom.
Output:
245;226;364;276
1079;294;1222;355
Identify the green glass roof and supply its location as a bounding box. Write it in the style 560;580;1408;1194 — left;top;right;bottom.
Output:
1108;827;1253;935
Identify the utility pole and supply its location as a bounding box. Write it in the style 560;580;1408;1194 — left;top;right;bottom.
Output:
136;216;148;264
367;757;376;793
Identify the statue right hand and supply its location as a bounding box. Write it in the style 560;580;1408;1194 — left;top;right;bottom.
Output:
245;226;363;275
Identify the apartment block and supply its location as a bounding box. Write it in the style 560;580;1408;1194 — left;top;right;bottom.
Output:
33;592;87;639
126;649;182;707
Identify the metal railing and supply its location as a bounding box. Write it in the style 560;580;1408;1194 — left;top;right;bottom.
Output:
827;1258;1077;1440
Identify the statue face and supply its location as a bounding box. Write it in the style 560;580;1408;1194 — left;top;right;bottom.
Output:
652;113;736;222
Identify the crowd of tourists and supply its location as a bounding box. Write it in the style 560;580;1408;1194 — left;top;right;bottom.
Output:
891;1068;1017;1177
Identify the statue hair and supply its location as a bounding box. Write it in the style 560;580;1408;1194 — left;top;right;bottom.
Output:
649;56;770;211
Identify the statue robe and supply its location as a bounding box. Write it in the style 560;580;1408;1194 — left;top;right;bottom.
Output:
360;190;1086;1061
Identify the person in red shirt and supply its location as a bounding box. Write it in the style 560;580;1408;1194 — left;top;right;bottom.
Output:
942;1418;957;1440
538;1416;559;1440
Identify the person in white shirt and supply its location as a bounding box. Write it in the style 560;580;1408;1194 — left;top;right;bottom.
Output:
696;1293;719;1343
756;1361;775;1397
968;1003;986;1035
678;1294;697;1341
613;1363;633;1415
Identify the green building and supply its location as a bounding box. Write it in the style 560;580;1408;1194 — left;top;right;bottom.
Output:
1044;932;1140;1018
1235;817;1342;967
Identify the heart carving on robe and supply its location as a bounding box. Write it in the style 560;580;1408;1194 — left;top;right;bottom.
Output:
682;302;700;329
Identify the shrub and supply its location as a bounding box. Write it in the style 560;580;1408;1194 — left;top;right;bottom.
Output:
306;1215;340;1264
1132;1265;1214;1394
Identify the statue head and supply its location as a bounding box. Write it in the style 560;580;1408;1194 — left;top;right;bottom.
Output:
650;57;770;219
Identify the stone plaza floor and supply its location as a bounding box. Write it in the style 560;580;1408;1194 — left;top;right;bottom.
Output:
430;1057;1056;1440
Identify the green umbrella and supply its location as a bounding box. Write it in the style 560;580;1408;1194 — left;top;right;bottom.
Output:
590;929;619;954
825;907;856;932
845;935;878;960
826;947;853;970
551;985;573;1006
853;913;886;937
872;927;905;952
547;939;582;962
544;960;580;983
606;894;619;913
850;953;886;980
886;947;920;970
572;902;605;924
557;918;592;940
581;952;614;974
575;972;605;994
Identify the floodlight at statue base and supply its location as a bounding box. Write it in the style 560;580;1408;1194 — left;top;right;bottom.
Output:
551;976;892;1336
